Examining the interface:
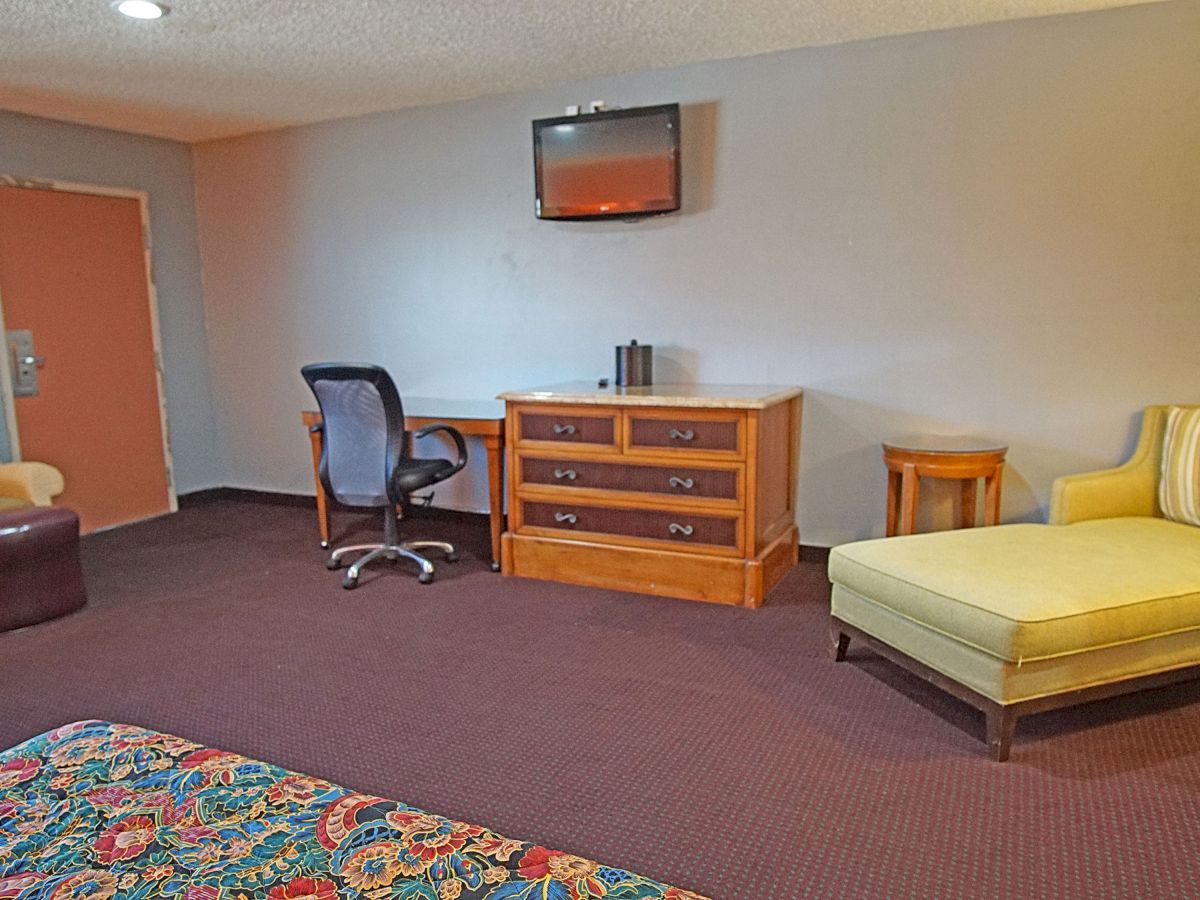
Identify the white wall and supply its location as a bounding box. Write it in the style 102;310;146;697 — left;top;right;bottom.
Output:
0;110;220;492
193;1;1200;546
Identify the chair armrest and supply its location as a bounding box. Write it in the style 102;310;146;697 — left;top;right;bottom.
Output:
1050;464;1159;524
1049;407;1166;525
0;462;66;507
413;423;468;473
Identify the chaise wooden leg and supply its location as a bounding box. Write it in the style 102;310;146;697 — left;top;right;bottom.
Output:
831;624;851;662
985;703;1017;762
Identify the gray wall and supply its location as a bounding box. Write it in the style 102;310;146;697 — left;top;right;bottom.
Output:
0;110;220;492
193;1;1200;546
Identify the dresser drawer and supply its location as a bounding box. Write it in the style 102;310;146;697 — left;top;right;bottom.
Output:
518;455;742;504
518;499;742;554
625;410;745;458
513;405;620;452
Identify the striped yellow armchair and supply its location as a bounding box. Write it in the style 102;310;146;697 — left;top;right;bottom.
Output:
1051;404;1199;525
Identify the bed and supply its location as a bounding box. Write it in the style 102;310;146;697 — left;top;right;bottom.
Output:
0;720;704;900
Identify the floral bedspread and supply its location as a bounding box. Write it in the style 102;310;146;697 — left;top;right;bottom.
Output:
0;721;704;900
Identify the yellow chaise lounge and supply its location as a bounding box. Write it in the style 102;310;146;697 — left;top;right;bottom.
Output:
828;405;1200;761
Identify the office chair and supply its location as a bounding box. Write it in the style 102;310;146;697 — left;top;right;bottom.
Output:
301;363;467;588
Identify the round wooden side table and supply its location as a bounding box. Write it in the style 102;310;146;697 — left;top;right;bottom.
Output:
882;437;1008;536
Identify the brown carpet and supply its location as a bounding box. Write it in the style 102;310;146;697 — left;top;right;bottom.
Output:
2;494;1198;898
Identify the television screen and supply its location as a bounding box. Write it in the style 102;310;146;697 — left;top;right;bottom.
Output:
533;103;680;220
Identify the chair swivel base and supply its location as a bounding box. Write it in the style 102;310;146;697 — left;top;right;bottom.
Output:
326;540;459;588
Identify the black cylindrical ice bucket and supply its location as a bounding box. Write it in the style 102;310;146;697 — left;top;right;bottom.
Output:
615;340;652;387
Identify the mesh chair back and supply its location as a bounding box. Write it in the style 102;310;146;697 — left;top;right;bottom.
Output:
301;364;406;508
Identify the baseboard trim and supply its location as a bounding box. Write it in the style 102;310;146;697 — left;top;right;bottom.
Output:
799;544;830;565
176;488;828;561
176;487;489;521
177;487;316;509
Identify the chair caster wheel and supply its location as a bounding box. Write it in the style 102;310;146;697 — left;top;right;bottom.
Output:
418;571;434;585
341;574;358;589
326;557;342;571
446;551;460;563
490;561;501;573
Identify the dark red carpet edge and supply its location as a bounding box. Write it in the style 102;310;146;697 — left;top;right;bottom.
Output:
1;495;1198;898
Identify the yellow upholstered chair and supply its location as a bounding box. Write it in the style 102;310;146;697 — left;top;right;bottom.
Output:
1050;404;1196;525
0;462;65;510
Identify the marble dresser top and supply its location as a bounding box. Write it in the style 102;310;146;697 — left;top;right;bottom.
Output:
497;382;802;410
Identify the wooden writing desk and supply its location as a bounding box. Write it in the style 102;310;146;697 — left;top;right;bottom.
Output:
302;398;506;569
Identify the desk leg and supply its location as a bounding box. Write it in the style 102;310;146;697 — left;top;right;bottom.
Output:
484;434;505;571
885;470;901;537
960;479;977;529
984;463;1004;526
306;426;331;548
898;463;919;536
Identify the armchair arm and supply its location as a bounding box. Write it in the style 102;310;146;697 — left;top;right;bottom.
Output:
413;423;468;474
1049;407;1166;525
1050;464;1159;525
0;462;65;507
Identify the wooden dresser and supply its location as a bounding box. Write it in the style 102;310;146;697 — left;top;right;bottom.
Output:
498;383;802;607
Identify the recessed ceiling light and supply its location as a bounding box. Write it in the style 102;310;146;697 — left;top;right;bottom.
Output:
114;0;169;19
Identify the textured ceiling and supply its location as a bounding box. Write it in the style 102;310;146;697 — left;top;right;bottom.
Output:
0;0;1166;143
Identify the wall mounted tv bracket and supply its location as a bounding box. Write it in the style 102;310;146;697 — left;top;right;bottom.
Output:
564;101;610;115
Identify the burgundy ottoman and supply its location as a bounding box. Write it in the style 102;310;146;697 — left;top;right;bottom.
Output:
0;507;87;632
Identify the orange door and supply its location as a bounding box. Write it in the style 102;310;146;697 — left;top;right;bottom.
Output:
0;185;173;532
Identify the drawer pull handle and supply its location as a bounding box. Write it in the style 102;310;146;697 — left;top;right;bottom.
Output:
553;423;577;435
668;476;695;490
668;523;695;536
668;428;695;441
554;512;578;524
553;468;578;480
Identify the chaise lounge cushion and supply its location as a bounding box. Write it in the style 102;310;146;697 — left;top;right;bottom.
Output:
828;517;1200;665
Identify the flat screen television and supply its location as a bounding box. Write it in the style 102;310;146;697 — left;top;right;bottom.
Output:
533;103;681;220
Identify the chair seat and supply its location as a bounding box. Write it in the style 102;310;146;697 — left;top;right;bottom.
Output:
392;457;457;495
828;517;1200;663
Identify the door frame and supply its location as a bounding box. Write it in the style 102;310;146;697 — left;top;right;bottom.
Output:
0;174;178;514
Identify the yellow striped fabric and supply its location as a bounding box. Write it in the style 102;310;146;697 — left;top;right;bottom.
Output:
1159;406;1200;527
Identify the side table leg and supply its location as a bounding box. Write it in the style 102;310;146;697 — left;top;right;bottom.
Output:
898;463;919;535
960;479;977;529
984;462;1004;526
886;470;900;537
